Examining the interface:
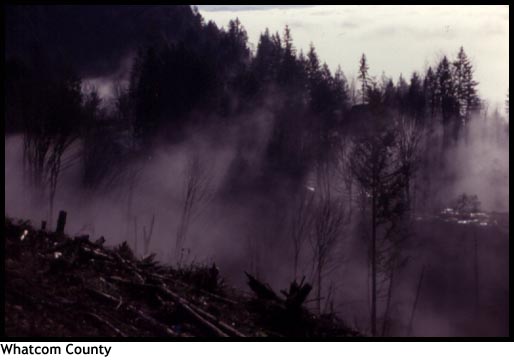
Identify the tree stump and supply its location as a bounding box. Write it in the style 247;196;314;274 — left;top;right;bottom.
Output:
56;211;67;234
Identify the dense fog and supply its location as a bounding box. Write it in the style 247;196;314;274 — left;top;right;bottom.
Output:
5;5;509;337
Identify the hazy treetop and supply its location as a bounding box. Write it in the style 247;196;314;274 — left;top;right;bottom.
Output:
199;5;509;112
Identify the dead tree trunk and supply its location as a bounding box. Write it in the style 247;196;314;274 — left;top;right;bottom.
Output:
317;260;322;315
175;154;212;265
310;162;345;316
371;189;377;337
133;216;138;257
143;215;155;256
291;189;313;281
407;264;425;336
381;262;395;336
56;210;67;234
473;225;479;316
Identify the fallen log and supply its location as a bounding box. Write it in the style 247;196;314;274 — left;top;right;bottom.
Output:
106;276;237;337
111;253;146;284
85;286;178;337
148;272;238;306
156;284;230;338
188;300;247;337
84;312;128;337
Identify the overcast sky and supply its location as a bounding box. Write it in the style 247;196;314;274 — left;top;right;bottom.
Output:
198;5;509;112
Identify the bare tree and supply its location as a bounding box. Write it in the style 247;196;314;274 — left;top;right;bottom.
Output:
349;129;410;336
246;235;261;279
22;74;81;226
290;186;314;280
133;216;139;256
125;165;142;245
397;118;423;217
310;161;346;315
143;214;156;257
46;134;79;226
175;152;213;265
407;264;425;336
377;119;422;336
132;213;156;258
452;193;481;315
335;135;355;221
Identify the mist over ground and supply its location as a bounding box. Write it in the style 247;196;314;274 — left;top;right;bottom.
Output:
5;5;509;337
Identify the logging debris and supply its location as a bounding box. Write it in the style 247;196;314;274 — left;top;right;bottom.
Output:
5;216;360;337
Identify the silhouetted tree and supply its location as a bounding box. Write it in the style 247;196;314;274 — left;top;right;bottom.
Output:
407;72;425;121
358;54;370;104
290;187;314;280
19;60;82;225
423;67;437;121
381;76;396;110
436;56;459;143
453;47;480;124
333;65;350;112
175;152;213;265
396;74;409;116
310;161;346;315
349;128;410;336
252;28;283;90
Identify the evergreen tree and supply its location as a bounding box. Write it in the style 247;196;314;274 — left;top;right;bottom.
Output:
277;25;298;87
358;53;370;104
423;67;437;120
436;56;458;131
225;18;250;73
306;44;323;112
381;76;396;110
407;72;425;121
254;28;281;84
367;78;383;110
396;74;409;115
131;47;161;144
453;46;480;123
333;65;350;112
306;43;321;83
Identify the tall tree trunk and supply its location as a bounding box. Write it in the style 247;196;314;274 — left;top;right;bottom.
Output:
371;190;377;337
49;194;55;229
317;259;322;315
348;181;353;222
126;177;134;242
293;249;298;281
473;226;479;316
408;265;425;336
382;263;395;336
134;216;138;257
